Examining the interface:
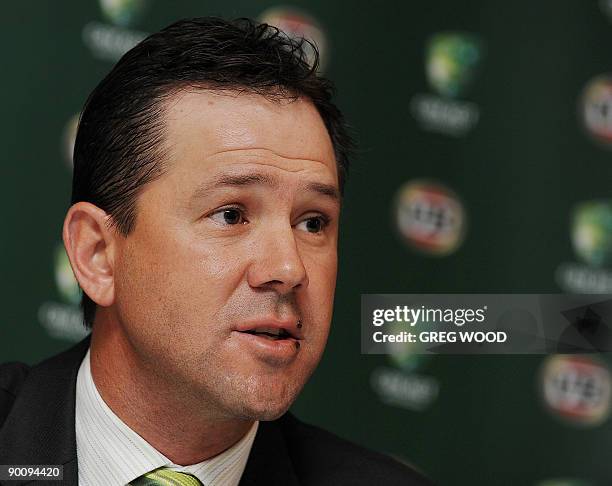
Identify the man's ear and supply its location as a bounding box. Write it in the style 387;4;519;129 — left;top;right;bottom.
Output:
62;202;117;308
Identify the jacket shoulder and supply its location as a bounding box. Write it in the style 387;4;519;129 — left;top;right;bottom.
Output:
0;361;31;427
278;413;433;486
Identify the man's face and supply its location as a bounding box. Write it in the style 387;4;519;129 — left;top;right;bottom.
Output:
111;90;340;420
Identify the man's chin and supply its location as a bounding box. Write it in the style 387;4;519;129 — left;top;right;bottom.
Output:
222;383;301;421
249;408;289;422
207;365;312;421
234;397;295;421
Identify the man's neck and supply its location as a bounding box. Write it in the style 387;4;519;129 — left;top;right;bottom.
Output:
89;318;254;465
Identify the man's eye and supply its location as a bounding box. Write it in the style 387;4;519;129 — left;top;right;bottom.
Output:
209;208;246;225
297;216;329;234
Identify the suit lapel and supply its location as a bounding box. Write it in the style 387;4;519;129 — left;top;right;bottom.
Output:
239;418;300;486
0;335;91;486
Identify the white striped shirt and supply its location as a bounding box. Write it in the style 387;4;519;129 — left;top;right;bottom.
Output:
75;347;258;486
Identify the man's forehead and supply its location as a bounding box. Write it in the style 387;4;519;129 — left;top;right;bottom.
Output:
163;89;337;174
202;149;337;181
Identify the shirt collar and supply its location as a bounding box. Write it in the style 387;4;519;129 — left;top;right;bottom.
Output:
76;346;259;486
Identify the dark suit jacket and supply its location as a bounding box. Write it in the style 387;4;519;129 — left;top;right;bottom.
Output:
0;336;433;485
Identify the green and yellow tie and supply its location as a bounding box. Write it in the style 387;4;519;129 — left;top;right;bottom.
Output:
129;467;203;486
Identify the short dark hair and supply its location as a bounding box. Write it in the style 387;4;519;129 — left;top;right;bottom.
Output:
72;16;353;330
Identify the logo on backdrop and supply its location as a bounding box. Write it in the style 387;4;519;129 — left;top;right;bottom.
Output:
82;0;149;62
556;200;612;293
370;323;439;411
38;243;89;342
411;31;484;136
370;306;439;411
580;75;612;147
385;320;433;372
539;355;611;427
395;180;466;256
426;32;482;98
99;0;146;27
571;201;612;267
259;7;328;71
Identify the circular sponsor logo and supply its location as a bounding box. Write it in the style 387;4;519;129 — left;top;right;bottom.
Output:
54;243;81;305
62;113;79;169
99;0;146;27
540;354;611;427
571;200;612;267
580;75;612;146
259;7;327;71
426;32;483;98
395;180;466;256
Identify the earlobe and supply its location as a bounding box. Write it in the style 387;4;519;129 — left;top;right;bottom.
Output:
62;202;116;308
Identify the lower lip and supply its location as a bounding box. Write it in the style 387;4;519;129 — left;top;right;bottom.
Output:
232;331;301;364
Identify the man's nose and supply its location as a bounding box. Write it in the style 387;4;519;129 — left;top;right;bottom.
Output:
246;224;309;294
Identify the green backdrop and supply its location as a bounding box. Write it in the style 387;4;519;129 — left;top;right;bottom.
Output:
3;1;612;484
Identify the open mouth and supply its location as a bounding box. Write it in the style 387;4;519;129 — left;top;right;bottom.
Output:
234;321;303;358
240;327;294;340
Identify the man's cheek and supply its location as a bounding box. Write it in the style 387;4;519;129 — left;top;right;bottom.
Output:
308;260;337;304
116;243;186;316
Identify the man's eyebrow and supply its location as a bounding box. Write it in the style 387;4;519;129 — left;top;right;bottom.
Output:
191;172;340;202
305;182;340;202
190;173;276;200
